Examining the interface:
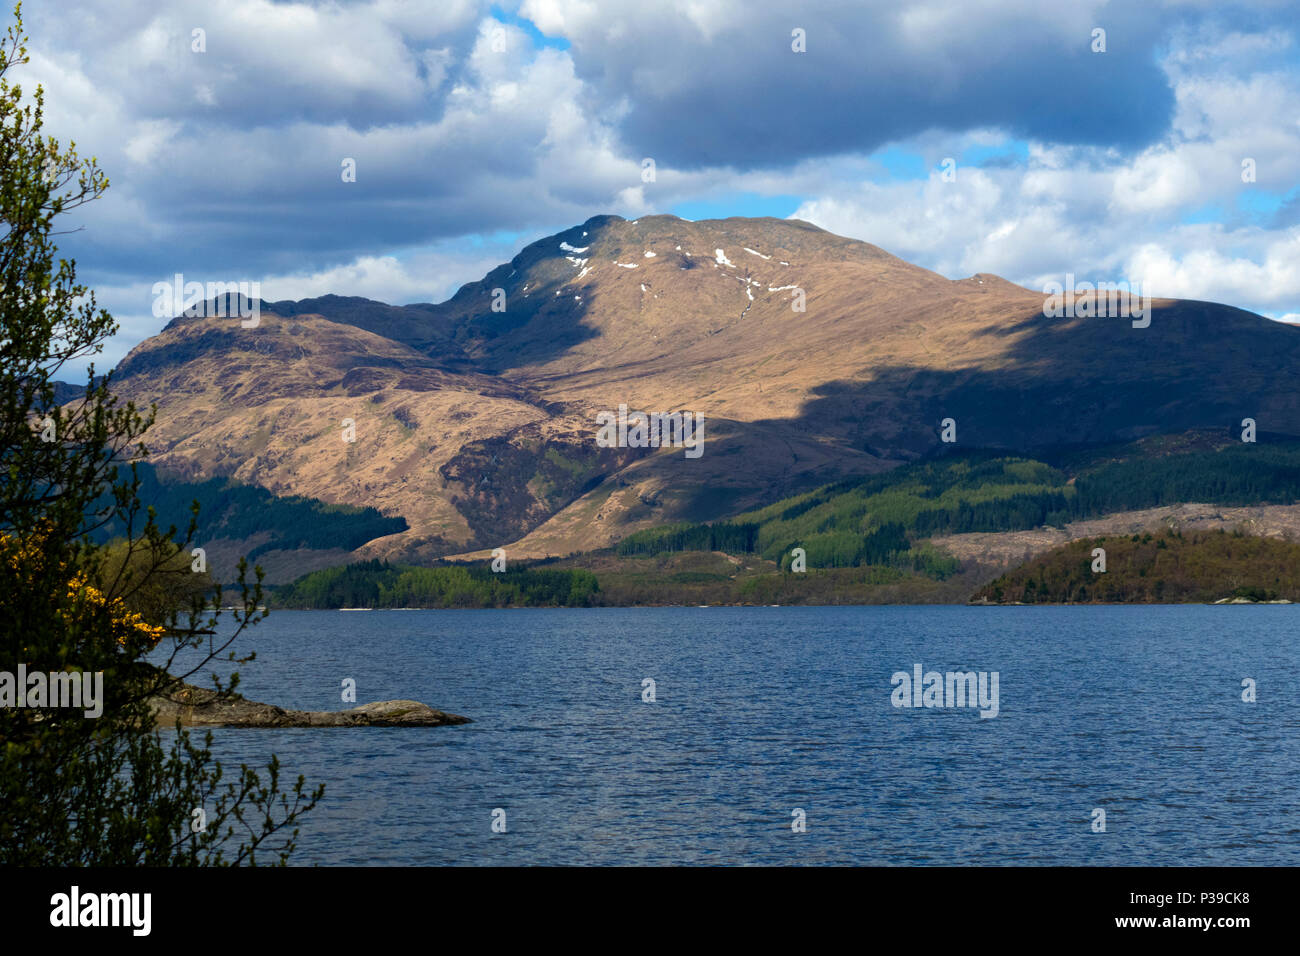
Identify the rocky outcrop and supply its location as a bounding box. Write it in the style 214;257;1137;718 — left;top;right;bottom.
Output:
150;681;470;728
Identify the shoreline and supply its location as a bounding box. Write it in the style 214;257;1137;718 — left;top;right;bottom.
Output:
261;599;1299;611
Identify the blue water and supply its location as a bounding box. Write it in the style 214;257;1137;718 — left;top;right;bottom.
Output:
156;606;1300;865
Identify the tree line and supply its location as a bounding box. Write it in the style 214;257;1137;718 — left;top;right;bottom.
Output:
93;461;408;558
274;560;600;609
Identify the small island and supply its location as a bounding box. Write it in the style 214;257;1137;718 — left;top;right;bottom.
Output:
150;680;470;728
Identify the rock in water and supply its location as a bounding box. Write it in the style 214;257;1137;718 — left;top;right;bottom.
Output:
149;682;471;728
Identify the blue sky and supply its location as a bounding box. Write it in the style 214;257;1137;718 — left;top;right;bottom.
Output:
15;0;1300;374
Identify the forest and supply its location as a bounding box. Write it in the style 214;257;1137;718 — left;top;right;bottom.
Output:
94;462;408;560
612;440;1300;573
972;530;1300;604
273;559;600;608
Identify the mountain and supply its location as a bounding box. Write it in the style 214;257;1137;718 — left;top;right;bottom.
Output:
103;214;1300;564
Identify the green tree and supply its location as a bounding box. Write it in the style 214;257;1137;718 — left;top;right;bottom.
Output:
0;4;320;865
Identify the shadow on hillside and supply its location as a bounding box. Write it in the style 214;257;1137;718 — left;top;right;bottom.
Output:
752;298;1300;463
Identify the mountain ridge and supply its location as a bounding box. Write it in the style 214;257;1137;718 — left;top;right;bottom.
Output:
95;214;1300;563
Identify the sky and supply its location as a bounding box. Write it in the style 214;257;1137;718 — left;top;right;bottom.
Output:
15;0;1300;375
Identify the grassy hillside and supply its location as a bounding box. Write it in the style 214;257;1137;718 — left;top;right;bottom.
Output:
615;438;1300;571
148;431;1300;605
617;454;1058;570
971;529;1300;604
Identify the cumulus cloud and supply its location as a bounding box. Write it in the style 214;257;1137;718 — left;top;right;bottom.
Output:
10;0;1297;377
520;0;1184;167
790;31;1300;317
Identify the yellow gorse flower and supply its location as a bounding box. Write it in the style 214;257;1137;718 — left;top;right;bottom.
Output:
2;531;168;648
69;575;168;646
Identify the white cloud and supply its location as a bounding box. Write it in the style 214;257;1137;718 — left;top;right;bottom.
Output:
15;0;1297;379
787;31;1300;318
123;119;182;165
259;242;519;305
